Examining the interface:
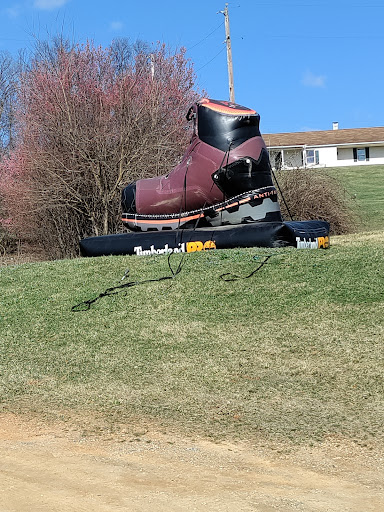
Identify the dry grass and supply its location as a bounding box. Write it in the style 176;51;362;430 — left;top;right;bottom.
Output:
0;237;45;267
274;167;358;234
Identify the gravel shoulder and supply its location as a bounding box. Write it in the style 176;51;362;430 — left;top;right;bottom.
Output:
1;413;383;512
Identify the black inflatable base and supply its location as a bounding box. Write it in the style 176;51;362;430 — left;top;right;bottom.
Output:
79;220;330;257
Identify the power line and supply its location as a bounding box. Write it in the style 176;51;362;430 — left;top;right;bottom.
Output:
186;22;224;52
196;46;226;72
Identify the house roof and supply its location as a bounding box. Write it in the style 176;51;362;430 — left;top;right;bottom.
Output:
263;126;384;148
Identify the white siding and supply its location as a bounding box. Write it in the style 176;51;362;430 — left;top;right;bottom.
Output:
337;147;352;162
370;145;384;161
309;145;384;167
269;144;384;169
314;146;337;167
333;145;384;166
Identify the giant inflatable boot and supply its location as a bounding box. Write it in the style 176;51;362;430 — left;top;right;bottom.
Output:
121;98;282;230
80;99;330;256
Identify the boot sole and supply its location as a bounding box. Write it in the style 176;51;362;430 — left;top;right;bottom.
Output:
121;186;281;232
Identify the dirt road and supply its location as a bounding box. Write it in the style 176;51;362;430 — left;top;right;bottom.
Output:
0;414;383;511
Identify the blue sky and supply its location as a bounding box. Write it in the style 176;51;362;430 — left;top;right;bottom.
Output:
1;0;384;133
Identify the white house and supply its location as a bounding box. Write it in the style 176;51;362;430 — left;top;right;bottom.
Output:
264;125;384;169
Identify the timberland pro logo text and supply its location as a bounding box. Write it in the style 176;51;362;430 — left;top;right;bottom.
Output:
296;236;329;249
134;240;216;256
186;240;216;252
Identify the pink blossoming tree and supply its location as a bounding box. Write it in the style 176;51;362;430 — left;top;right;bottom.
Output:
0;40;201;257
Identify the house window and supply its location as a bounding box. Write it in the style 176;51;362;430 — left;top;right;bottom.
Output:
357;148;366;161
353;147;370;162
306;149;319;165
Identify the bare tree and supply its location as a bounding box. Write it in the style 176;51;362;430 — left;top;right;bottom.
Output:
0;40;201;258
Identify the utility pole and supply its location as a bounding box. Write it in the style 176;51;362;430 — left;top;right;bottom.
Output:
220;3;235;103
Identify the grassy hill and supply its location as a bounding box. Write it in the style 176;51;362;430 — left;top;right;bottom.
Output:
1;164;383;445
1;230;383;445
332;164;384;231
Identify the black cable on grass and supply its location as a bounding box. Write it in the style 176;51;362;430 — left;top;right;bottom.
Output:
219;254;274;281
72;253;183;312
72;252;278;311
